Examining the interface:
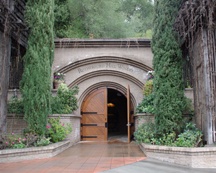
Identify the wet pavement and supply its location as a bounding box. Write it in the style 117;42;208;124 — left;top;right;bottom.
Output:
1;140;215;173
0;141;146;173
103;158;216;173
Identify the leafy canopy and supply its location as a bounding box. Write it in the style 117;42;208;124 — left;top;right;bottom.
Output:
54;0;154;38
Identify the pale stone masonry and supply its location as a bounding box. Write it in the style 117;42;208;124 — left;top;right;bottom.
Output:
140;143;216;168
1;114;81;163
0;140;73;163
7;114;81;143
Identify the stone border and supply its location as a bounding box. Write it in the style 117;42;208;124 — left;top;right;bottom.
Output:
0;140;77;163
7;114;82;119
139;143;216;168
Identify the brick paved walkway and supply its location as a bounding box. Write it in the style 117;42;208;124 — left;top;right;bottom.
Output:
0;141;146;173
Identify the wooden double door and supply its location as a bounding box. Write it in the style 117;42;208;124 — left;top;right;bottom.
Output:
80;86;134;143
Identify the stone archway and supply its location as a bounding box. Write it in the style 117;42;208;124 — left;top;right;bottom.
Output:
77;81;136;113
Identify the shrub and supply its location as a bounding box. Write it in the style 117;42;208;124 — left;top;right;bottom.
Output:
134;121;203;148
151;132;176;146
24;131;40;147
2;133;27;149
134;119;155;144
51;84;79;114
184;98;194;122
136;93;155;113
45;116;72;143
35;137;52;147
7;95;24;114
0;131;53;149
174;122;203;147
143;80;153;97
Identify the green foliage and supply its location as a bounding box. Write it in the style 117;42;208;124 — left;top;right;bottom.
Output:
45;116;72;143
134;121;203;148
2;133;27;149
54;0;154;38
184;98;194;122
20;0;55;136
51;84;79;114
143;80;153;97
134;119;155;144
13;143;27;149
7;95;24;114
54;72;65;81
136;93;155;113
151;132;176;146
0;132;52;149
151;0;187;135
7;84;78;115
119;0;154;35
24;131;40;147
35;137;52;147
174;123;203;147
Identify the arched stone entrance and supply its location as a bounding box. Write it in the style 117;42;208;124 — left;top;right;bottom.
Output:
53;39;153;142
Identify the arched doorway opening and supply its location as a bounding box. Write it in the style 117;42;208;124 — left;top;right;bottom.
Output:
107;88;127;138
80;87;134;142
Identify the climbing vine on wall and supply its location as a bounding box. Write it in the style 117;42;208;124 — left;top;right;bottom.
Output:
20;0;55;136
151;0;187;135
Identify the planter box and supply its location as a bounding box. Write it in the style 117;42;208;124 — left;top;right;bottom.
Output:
140;143;216;168
7;114;81;142
2;114;81;163
0;140;75;163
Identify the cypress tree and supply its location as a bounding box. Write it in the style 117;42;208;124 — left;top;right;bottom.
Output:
20;0;54;136
151;0;186;135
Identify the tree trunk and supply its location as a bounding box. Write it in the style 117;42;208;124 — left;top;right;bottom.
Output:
0;31;11;134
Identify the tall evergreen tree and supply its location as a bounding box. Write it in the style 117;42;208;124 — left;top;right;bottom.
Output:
20;0;55;135
151;0;186;135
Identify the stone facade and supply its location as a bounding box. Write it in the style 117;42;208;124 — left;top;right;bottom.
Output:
53;39;153;115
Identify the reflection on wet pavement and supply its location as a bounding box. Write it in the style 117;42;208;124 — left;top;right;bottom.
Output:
0;141;146;173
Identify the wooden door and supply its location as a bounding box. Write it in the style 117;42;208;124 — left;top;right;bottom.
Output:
81;88;107;141
127;85;134;143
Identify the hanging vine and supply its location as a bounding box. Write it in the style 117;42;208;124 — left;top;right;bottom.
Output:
175;1;216;105
174;0;216;140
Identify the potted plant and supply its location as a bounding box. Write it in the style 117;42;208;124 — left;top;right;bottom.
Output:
53;72;65;89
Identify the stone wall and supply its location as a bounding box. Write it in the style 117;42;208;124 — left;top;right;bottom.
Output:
7;89;57;100
140;143;216;168
134;113;154;130
0;140;71;163
6;114;81;143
